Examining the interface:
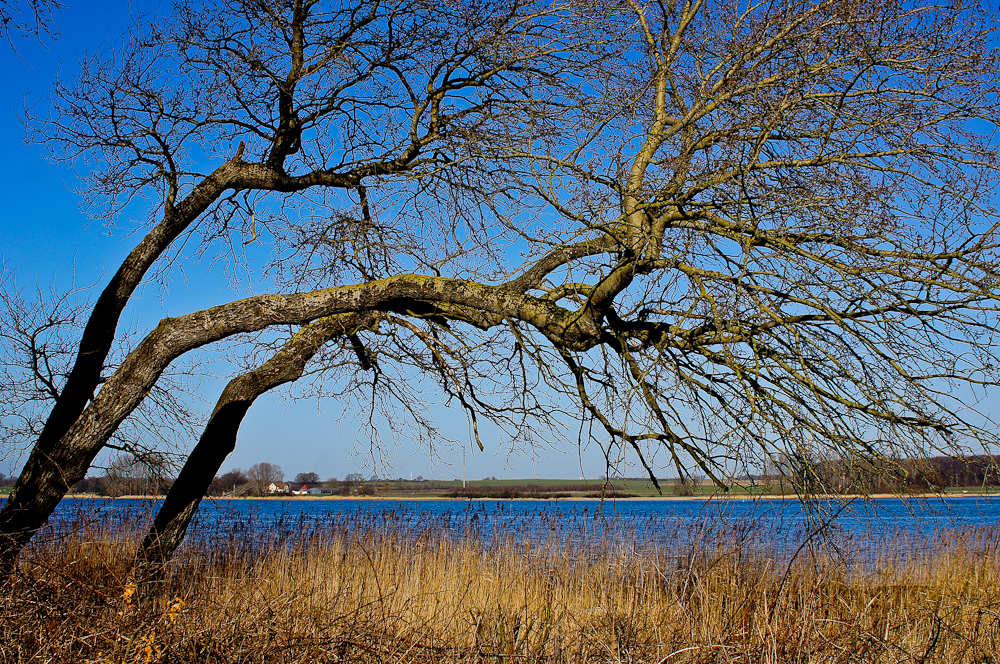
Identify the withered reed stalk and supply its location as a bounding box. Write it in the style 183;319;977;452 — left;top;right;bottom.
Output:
1;507;997;663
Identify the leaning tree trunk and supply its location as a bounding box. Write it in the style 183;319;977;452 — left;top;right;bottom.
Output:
136;314;375;575
0;266;586;576
0;150;248;575
0;146;392;577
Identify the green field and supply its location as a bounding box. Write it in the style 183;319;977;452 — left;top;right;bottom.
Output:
354;478;997;499
367;477;738;498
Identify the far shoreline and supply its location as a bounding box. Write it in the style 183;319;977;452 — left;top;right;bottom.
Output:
53;490;996;502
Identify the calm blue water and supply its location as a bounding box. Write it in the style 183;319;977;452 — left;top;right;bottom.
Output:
36;494;1000;523
17;495;1000;555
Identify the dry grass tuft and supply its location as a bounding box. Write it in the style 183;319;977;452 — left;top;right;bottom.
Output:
1;509;998;663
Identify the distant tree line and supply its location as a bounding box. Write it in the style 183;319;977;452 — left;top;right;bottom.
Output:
774;455;1000;495
13;454;999;499
922;456;1000;489
65;453;173;497
205;464;341;496
56;459;340;498
446;484;602;499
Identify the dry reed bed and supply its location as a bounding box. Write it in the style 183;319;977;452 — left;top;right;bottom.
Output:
1;510;998;663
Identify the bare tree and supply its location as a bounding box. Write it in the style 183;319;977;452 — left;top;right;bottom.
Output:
245;462;284;496
0;272;202;469
0;0;583;572
4;0;1000;577
0;273;89;465
210;468;248;495
1;0;59;43
105;452;171;497
139;314;374;567
293;472;321;485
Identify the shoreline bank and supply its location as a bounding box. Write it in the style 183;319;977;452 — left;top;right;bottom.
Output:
53;490;997;502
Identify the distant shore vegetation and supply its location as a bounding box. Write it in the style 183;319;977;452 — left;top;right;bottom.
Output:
7;453;993;500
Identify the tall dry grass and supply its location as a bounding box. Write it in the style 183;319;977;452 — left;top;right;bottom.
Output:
1;507;998;663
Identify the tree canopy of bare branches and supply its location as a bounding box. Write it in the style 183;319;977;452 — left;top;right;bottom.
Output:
1;0;59;43
3;0;1000;574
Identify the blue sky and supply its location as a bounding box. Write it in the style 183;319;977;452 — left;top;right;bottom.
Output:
0;0;618;482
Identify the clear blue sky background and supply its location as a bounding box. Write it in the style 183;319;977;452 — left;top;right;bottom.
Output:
0;1;616;482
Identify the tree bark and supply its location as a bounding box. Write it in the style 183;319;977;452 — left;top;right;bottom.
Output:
0;150;250;575
29;146;250;467
136;314;375;574
0;273;589;575
0;0;602;579
0;161;414;577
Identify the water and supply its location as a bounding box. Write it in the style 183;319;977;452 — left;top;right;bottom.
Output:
35;494;1000;527
13;495;1000;555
